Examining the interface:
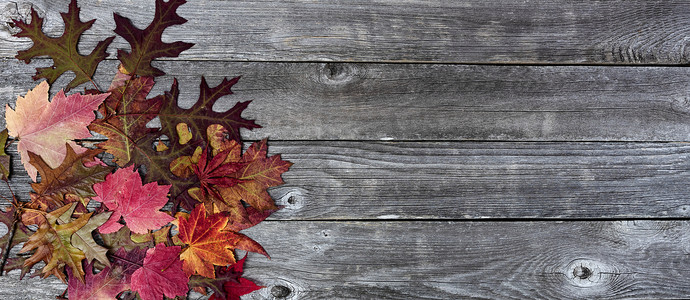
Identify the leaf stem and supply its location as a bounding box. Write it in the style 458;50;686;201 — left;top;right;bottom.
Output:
0;180;20;276
0;215;17;276
57;288;68;299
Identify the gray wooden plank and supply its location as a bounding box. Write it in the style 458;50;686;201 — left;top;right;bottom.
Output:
2;59;690;142
2;220;689;299
1;141;689;220
2;0;690;64
240;221;690;299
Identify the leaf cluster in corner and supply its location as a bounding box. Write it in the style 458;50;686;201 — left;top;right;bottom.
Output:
4;0;287;299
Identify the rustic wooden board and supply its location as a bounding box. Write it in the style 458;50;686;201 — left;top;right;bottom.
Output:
1;220;689;299
1;141;688;220
2;59;690;142
1;1;689;299
2;0;690;64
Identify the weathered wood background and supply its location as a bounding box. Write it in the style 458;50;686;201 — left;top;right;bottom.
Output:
1;0;690;299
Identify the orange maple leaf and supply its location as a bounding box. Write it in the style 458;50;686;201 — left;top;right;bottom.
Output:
176;204;266;278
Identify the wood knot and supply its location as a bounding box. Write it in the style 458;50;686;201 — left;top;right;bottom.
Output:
271;285;291;298
1;2;35;36
572;265;592;280
273;188;307;210
671;97;690;114
316;63;361;86
325;63;347;81
564;258;614;288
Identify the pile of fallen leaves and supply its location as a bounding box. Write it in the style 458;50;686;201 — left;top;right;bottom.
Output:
0;0;292;299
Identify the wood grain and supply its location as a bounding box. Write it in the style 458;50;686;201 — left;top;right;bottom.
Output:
1;221;689;299
2;59;690;142
2;0;690;64
1;141;689;220
240;221;690;299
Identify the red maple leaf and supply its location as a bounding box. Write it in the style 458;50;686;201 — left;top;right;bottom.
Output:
130;243;188;300
192;146;244;205
67;260;128;300
209;255;263;300
92;165;174;234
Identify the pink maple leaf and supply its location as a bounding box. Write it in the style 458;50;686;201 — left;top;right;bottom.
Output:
93;165;173;234
5;81;108;181
131;243;188;300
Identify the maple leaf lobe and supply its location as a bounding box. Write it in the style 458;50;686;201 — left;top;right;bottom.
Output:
93;165;174;234
208;255;263;300
177;204;238;278
130;243;188;300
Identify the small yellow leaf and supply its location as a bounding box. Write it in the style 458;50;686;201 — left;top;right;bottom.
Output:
176;123;192;145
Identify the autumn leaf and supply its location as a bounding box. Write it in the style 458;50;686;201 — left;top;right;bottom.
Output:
130;243;188;300
53;203;112;267
188;146;243;206
67;247;146;300
215;139;292;214
92;165;174;234
19;203;91;282
176;204;261;278
5;81;109;181
160;77;260;146
0;206;31;274
67;261;126;300
11;0;115;90
0;129;11;180
100;227;153;255
194;255;263;300
22;144;112;226
114;0;194;76
88;69;164;166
